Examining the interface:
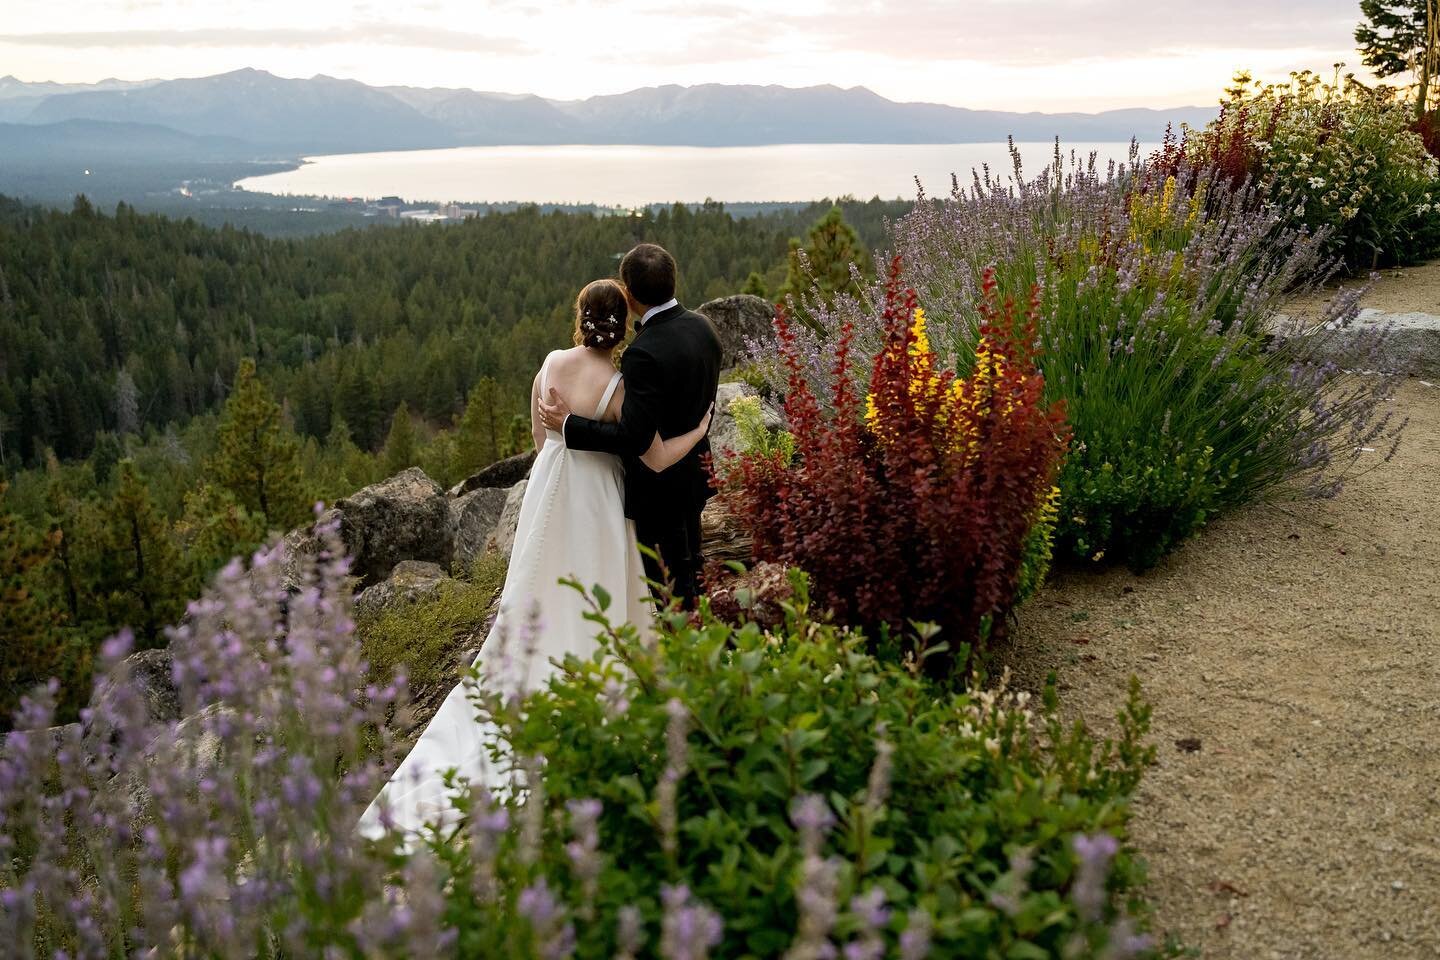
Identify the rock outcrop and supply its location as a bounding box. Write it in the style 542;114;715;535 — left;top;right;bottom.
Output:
696;294;776;371
448;450;537;497
89;647;181;729
700;501;752;569
334;467;453;587
353;560;454;620
450;485;510;571
485;479;529;557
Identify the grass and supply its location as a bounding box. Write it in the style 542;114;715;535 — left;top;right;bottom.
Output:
357;551;508;692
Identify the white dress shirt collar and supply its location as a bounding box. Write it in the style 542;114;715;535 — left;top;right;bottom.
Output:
638;298;679;328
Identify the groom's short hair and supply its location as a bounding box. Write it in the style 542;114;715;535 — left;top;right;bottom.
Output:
619;244;677;307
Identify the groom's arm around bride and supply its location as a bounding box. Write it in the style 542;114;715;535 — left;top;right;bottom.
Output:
544;244;722;607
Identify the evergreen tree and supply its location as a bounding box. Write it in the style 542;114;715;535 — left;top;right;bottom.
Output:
91;433;124;487
381;401;418;477
335;364;382;450
176;484;267;580
0;483;62;729
206;359;307;530
1357;0;1439;117
780;206;874;310
95;461;183;647
43;454;85;622
453;377;507;478
741;271;770;299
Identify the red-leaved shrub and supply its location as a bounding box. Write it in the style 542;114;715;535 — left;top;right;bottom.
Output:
718;259;1069;678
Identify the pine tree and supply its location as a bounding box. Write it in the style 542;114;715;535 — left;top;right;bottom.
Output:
0;483;63;729
741;271;770;299
1357;0;1439;117
453;377;506;478
43;454;84;622
780;206;874;310
96;461;183;647
176;483;267;580
335;364;382;450
381;401;418;477
206;359;308;530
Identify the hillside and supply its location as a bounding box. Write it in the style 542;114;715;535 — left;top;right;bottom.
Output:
0;194;899;468
2;69;1215;155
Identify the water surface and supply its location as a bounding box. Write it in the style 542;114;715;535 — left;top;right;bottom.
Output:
234;142;1155;207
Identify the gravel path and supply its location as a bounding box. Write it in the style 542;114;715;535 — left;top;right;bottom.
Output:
1007;377;1439;958
1289;259;1440;315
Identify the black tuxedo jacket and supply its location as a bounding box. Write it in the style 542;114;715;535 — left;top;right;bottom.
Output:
564;303;723;523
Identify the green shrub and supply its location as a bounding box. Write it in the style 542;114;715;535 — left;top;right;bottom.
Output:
416;575;1159;958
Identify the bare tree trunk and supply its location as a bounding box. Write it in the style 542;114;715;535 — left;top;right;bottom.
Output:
1423;0;1440;120
1429;0;1439;115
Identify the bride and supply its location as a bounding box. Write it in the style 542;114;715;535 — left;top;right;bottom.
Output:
358;279;712;840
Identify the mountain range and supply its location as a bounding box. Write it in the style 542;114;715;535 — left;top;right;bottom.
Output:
0;69;1215;158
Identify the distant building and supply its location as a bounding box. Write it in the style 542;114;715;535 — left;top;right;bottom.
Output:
439;202;480;220
373;196;405;218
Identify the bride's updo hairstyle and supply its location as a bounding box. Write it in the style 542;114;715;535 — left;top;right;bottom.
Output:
574;279;630;355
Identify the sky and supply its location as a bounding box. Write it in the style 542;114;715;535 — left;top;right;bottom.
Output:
0;0;1378;112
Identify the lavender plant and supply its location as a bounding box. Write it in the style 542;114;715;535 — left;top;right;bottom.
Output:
0;512;422;958
758;144;1403;568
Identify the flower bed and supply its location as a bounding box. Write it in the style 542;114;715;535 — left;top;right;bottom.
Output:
0;533;1160;958
757;149;1404;570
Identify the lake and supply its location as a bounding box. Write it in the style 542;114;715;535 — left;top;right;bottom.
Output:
233;142;1155;207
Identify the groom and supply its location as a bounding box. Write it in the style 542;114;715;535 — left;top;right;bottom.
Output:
539;243;722;607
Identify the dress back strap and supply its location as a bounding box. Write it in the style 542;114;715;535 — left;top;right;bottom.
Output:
595;371;622;419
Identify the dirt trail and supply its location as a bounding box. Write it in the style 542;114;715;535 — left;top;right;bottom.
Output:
1289;259;1440;315
1008;375;1440;958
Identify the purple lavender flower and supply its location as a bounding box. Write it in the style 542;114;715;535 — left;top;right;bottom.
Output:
660;884;724;960
898;909;933;960
1072;832;1120;922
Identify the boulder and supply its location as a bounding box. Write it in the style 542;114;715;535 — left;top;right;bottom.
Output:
89;647;181;729
450;485;510;571
697;294;777;371
708;381;788;461
1333;309;1440;378
354;560;454;620
484;478;528;557
334;468;453;588
448;450;538;497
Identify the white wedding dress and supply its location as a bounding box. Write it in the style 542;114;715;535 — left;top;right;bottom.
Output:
358;362;649;839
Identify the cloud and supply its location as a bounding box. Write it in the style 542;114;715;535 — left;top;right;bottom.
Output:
625;0;1360;67
0;23;534;55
